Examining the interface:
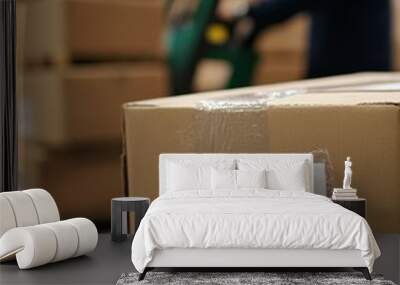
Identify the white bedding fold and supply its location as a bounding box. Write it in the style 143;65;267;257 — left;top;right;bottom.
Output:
131;190;380;273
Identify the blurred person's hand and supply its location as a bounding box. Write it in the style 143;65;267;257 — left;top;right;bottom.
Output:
217;0;259;47
217;0;250;21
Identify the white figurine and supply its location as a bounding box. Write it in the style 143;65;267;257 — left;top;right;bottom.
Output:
343;156;352;189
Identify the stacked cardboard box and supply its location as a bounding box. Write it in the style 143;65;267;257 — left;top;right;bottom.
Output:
254;14;309;84
122;72;400;233
24;145;123;227
23;63;169;145
23;0;165;64
21;0;169;224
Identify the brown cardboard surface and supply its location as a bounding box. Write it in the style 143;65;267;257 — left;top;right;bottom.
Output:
255;64;305;85
23;145;123;224
123;73;400;233
254;14;308;84
24;62;169;146
266;105;399;232
254;51;306;84
255;14;309;53
24;0;165;63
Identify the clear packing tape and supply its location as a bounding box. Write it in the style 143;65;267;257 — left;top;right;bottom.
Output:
195;80;400;113
181;89;307;153
196;89;305;112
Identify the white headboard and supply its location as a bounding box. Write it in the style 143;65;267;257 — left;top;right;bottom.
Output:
159;153;316;196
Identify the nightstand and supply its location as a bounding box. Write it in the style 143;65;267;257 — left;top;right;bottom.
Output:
332;198;366;218
111;197;150;242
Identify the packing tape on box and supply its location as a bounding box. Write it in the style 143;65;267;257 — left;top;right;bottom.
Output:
196;89;305;112
196;81;400;113
178;89;304;153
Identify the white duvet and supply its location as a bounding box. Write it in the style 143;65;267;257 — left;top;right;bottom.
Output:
131;190;380;273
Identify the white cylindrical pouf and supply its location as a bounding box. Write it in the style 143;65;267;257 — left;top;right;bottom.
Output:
0;187;98;269
0;192;39;227
43;221;79;262
0;226;57;269
0;196;17;237
0;218;97;269
23;189;60;224
66;218;98;257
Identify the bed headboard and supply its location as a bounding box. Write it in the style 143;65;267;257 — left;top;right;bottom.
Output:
159;153;324;196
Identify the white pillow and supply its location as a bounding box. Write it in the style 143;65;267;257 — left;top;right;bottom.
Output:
267;166;306;191
237;169;267;189
211;169;236;190
211;169;268;190
238;159;308;191
167;163;211;191
166;159;236;192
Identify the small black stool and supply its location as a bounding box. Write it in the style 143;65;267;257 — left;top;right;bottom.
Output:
111;197;150;242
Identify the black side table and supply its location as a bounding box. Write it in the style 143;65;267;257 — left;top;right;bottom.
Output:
111;197;150;242
332;198;366;218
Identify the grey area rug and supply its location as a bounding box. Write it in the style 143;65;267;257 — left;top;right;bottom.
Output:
116;272;396;285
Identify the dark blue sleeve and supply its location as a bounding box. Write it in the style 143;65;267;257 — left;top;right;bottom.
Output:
247;0;315;27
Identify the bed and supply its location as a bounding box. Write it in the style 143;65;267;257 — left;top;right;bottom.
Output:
131;154;380;280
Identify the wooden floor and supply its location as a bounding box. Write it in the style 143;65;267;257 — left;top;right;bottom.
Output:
0;233;398;285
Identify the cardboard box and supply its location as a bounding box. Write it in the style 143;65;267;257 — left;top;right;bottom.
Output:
255;14;309;53
123;73;400;233
24;0;166;63
254;65;305;85
23;145;123;225
24;62;169;146
254;15;309;84
254;51;306;84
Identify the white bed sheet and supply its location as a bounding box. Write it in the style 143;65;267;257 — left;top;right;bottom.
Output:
131;190;380;273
